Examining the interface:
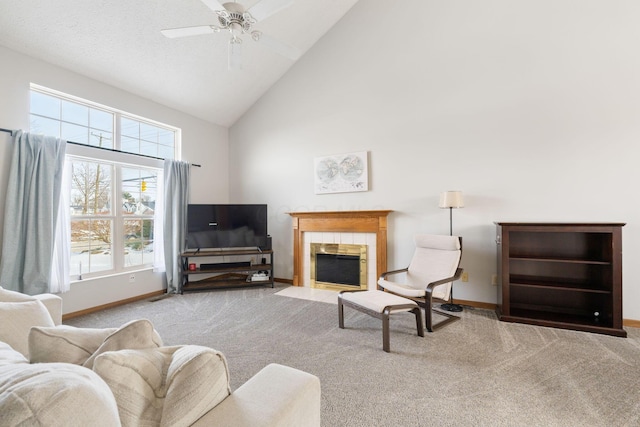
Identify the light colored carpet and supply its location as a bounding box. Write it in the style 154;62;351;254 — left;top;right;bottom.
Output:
275;285;339;304
67;284;640;427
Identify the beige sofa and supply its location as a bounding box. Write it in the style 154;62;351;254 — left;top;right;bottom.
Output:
0;287;321;426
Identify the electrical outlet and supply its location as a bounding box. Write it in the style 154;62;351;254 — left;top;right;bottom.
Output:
491;274;498;286
129;274;135;283
461;272;469;282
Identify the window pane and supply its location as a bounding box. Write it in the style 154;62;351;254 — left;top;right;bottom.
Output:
141;219;154;265
70;219;113;275
121;117;139;138
62;100;89;126
90;108;113;132
158;143;175;160
30;91;60;119
139;140;157;157
30;115;61;137
157;129;174;145
71;161;112;215
61;122;89;144
120;116;175;158
89;131;113;149
121;135;139;153
121;168;157;215
123;219;154;267
140;122;159;142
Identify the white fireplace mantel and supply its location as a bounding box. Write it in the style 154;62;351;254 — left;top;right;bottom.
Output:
287;210;393;287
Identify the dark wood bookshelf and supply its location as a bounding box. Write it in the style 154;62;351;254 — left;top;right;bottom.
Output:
495;223;626;337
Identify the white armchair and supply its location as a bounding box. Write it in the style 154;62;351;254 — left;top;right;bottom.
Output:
378;234;463;332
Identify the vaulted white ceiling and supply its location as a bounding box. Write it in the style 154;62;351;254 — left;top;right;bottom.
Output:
0;0;359;127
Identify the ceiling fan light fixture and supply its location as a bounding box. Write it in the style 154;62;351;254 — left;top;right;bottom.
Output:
228;35;243;70
215;3;256;33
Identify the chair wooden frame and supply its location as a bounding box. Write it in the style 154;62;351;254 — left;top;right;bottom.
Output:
378;267;463;332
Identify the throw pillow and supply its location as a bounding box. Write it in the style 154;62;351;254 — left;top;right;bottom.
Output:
93;345;230;427
0;362;120;427
29;325;118;365
82;318;163;369
162;346;231;427
93;347;167;426
0;300;55;357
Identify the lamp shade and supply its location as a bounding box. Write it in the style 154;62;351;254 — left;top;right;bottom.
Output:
439;191;464;209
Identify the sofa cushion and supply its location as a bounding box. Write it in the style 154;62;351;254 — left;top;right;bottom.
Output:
0;341;28;366
93;345;230;427
33;293;63;326
0;362;121;427
83;318;163;369
0;299;55;357
29;325;118;365
0;287;63;326
0;286;34;302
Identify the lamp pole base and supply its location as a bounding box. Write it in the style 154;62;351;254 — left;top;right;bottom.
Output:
440;303;463;312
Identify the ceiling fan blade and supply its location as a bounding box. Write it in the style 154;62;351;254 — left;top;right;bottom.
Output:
161;25;216;38
200;0;225;13
248;0;294;22
255;33;301;61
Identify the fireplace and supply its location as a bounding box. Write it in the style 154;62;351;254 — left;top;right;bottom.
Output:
288;210;392;289
310;243;367;291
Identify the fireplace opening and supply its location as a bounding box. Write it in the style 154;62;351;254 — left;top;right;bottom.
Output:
316;254;359;285
310;243;367;291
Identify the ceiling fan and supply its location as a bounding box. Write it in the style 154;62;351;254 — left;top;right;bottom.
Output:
161;0;301;69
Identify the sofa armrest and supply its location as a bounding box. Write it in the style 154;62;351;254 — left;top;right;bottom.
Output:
192;363;321;427
33;294;62;326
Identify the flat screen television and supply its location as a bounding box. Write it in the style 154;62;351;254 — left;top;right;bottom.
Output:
186;204;270;251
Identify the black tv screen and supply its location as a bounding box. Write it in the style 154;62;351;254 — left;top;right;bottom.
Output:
186;204;269;250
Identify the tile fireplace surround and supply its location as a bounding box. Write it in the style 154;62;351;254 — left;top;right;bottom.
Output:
287;210;393;288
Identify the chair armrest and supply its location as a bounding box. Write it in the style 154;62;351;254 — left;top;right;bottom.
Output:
192;363;321;427
33;294;63;326
426;268;464;292
379;267;408;281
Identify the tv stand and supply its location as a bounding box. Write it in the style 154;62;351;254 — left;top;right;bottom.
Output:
181;248;274;293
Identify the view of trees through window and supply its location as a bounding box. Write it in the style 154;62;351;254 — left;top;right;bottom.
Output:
70;160;114;275
30;86;175;279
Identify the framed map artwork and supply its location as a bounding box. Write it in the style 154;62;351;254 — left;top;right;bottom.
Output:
314;151;369;194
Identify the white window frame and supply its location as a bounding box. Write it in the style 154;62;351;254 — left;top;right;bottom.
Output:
29;84;181;281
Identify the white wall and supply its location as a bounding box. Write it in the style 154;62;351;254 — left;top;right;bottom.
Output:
230;0;640;321
0;46;229;314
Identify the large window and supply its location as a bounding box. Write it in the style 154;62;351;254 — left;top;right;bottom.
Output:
30;85;178;280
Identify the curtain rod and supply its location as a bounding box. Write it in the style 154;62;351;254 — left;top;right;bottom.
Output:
0;128;201;167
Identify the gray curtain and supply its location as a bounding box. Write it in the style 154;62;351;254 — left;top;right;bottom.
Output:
163;159;190;293
0;130;66;294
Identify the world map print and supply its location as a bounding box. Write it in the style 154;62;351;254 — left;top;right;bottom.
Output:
314;151;368;194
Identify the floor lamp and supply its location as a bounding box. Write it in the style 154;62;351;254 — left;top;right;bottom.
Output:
439;190;464;312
